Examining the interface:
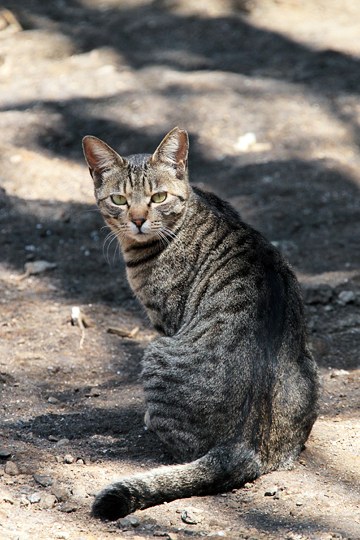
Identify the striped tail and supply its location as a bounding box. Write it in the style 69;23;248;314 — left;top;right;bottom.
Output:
92;443;261;520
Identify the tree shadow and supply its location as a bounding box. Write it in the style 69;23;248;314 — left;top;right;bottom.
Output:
5;0;360;95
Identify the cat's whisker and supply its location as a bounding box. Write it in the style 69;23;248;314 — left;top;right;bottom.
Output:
161;226;186;257
103;230;119;265
157;230;171;249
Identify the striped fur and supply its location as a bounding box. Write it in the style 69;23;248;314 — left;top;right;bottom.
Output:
82;128;319;521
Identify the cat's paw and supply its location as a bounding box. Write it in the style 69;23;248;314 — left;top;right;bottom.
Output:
92;484;133;521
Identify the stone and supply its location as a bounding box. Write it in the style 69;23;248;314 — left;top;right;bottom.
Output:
33;474;53;487
55;438;70;447
337;290;356;305
63;454;74;464
264;486;278;497
0;448;12;459
39;493;57;510
51;483;71;502
303;285;333;305
58;501;78;513
4;461;19;476
28;492;41;504
181;509;198;524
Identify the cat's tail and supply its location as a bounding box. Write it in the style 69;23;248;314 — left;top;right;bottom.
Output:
92;443;261;520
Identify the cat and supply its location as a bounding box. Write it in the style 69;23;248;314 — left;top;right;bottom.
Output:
82;127;319;521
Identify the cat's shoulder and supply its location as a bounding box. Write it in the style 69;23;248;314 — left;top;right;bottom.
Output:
192;186;241;227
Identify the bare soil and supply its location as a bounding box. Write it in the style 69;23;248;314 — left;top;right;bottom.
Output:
0;1;359;539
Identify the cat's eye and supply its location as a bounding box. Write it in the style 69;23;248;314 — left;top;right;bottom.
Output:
110;194;127;206
151;192;167;204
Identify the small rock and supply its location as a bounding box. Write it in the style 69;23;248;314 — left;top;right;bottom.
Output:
264;486;278;497
303;285;333;305
55;438;70;447
48;435;59;442
330;369;349;378
28;492;41;504
118;515;140;528
234;132;257;152
51;483;71;502
56;533;70;540
128;516;140;527
0;448;11;459
181;509;198;525
24;260;57;276
337;290;356;305
295;501;303;507
39;493;57;510
58;501;78;513
48;396;60;404
63;454;74;464
76;458;85;465
85;387;100;397
33;474;53;487
4;461;19;476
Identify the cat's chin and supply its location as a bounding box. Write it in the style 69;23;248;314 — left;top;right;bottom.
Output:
126;231;156;243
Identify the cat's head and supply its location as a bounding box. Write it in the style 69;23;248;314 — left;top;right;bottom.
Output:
82;127;190;244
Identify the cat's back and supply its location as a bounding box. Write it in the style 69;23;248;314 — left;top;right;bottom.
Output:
184;187;303;336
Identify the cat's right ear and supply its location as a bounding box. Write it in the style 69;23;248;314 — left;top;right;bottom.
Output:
82;136;124;188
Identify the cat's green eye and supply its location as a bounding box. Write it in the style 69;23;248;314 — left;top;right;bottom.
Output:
110;194;127;206
151;192;167;204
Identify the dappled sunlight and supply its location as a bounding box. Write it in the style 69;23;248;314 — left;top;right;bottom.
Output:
1;1;360;539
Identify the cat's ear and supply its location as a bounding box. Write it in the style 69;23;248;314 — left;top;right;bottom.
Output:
151;127;189;180
82;136;125;188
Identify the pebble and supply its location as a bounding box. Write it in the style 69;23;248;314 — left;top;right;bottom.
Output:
264;486;278;497
33;474;53;487
55;438;70;447
181;509;198;525
85;387;100;397
48;396;60;404
303;285;333;305
337;290;356;305
0;448;12;459
39;493;57;510
330;369;349;378
63;454;74;464
118;516;140;529
28;492;41;504
58;501;78;513
51;483;71;502
48;435;59;442
4;461;19;476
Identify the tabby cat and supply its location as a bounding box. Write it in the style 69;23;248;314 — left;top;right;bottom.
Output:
82;127;319;521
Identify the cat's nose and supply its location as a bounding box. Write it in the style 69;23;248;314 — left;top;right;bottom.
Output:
132;218;146;230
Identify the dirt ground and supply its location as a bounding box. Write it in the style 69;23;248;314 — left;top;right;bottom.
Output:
0;0;359;539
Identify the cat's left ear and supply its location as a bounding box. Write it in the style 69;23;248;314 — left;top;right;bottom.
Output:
82;136;125;188
151;127;189;180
